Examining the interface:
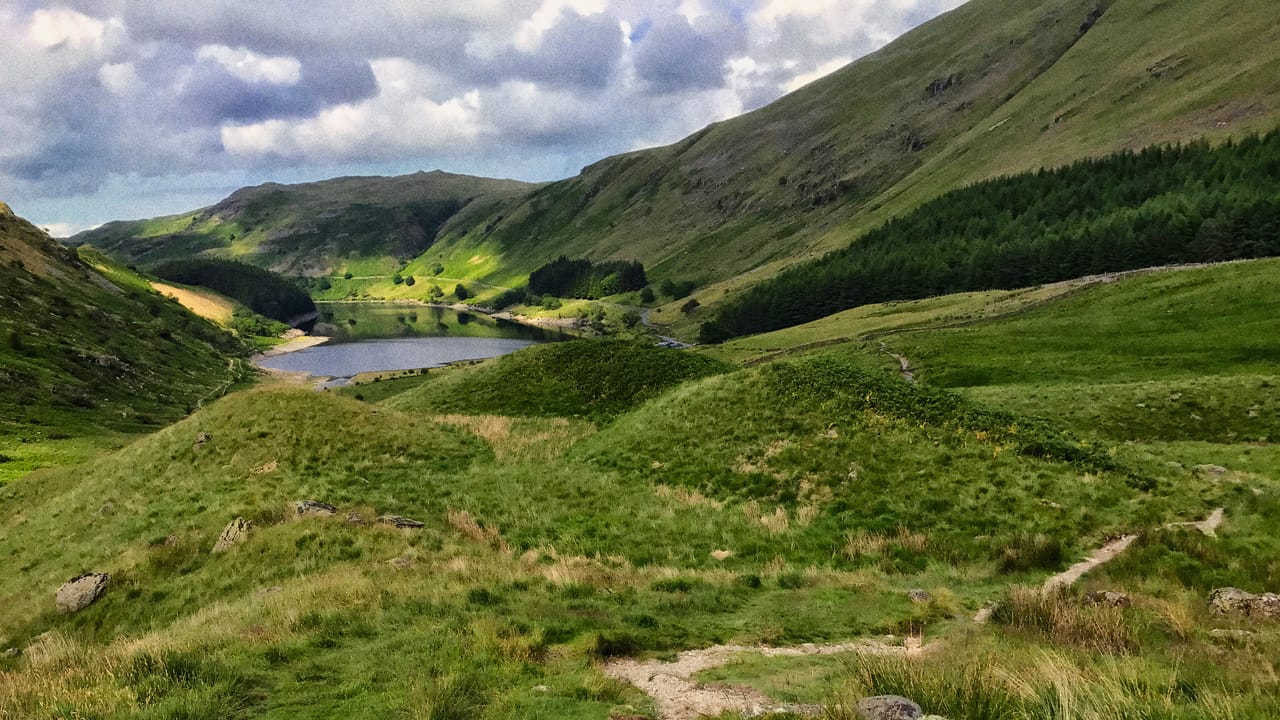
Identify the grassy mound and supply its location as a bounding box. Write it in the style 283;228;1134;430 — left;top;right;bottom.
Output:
387;339;731;419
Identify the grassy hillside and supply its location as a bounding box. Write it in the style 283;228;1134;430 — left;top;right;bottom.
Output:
0;204;246;482
75;172;537;277
1;322;1274;716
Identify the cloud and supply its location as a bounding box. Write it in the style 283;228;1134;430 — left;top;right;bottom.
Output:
0;0;967;229
195;45;302;85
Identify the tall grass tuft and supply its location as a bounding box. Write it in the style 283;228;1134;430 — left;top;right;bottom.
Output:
991;586;1136;655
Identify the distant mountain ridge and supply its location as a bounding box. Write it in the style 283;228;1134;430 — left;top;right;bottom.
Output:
77;0;1280;317
77;171;538;277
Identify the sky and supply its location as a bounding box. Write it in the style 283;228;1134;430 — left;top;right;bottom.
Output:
1;0;965;236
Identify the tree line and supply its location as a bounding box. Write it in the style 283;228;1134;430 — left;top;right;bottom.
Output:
528;256;647;299
152;258;316;323
700;132;1280;343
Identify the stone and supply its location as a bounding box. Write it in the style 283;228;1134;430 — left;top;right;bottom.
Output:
163;534;179;546
1194;464;1228;477
295;500;338;517
2;647;18;659
56;572;110;613
1210;629;1254;639
855;695;922;720
212;517;252;553
194;431;212;447
907;589;931;603
388;557;414;569
256;586;283;597
1209;587;1280;619
1084;590;1132;608
346;512;366;526
377;515;425;529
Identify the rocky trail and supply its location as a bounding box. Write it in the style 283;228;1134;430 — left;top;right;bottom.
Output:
608;508;1226;718
603;637;929;720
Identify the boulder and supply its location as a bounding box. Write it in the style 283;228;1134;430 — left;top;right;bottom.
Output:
855;695;922;720
1209;587;1280;619
907;589;931;603
194;432;212;447
295;500;338;517
346;512;366;526
377;515;425;529
1084;590;1132;608
1194;464;1228;477
56;572;110;613
212;517;252;553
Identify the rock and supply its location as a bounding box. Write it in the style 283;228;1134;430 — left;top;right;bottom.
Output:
1084;590;1131;608
855;695;922;720
256;586;283;597
295;500;338;517
1210;629;1255;639
163;534;179;546
907;589;931;603
56;572;110;613
194;432;212;447
710;549;735;560
1194;464;1228;477
346;512;366;526
377;515;425;529
388;557;414;569
1209;587;1280;619
212;517;252;553
532;685;550;693
2;647;18;659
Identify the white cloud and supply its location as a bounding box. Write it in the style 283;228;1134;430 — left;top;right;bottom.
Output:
514;0;608;51
28;8;114;51
98;62;142;95
221;58;486;160
196;44;302;85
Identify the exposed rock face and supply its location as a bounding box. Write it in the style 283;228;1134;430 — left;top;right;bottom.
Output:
856;695;922;720
56;572;110;613
213;517;252;552
1209;587;1280;619
295;500;338;517
1084;590;1132;608
377;515;425;529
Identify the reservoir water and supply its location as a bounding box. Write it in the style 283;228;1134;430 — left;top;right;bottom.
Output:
257;303;561;381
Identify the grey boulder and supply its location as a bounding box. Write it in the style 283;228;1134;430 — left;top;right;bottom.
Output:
856;695;922;720
295;500;338;517
212;517;252;553
56;572;110;613
378;515;425;529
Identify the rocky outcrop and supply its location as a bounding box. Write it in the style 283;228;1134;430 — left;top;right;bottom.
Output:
377;515;425;529
907;589;931;603
1209;587;1280;619
856;695;922;720
56;572;110;613
212;517;252;552
295;500;338;517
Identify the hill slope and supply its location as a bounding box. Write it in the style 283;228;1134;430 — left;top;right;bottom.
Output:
76;171;538;277
0;202;244;481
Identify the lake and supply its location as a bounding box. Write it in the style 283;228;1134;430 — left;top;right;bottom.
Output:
258;303;562;381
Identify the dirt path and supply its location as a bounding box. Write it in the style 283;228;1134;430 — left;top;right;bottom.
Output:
879;342;915;383
603;637;927;720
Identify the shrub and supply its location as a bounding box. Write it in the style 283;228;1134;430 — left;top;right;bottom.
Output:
454;284;470;301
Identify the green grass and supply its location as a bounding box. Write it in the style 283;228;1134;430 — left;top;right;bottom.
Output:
387;339;731;420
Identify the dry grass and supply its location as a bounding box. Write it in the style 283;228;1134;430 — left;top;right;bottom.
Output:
151;282;236;324
842;527;929;559
435;414;594;463
446;509;512;554
653;484;724;509
992;586;1136;655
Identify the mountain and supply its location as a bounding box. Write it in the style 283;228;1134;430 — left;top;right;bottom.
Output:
77;0;1280;311
0;201;242;480
76;171;538;277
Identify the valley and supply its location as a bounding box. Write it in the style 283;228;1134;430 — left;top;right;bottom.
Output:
2;0;1279;717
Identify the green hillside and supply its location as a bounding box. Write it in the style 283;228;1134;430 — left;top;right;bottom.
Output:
0;203;246;482
75;171;538;277
2;264;1276;716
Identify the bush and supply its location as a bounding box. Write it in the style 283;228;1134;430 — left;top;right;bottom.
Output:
343;271;353;280
639;286;655;303
430;263;445;276
404;275;415;286
454;284;470;301
681;298;700;314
